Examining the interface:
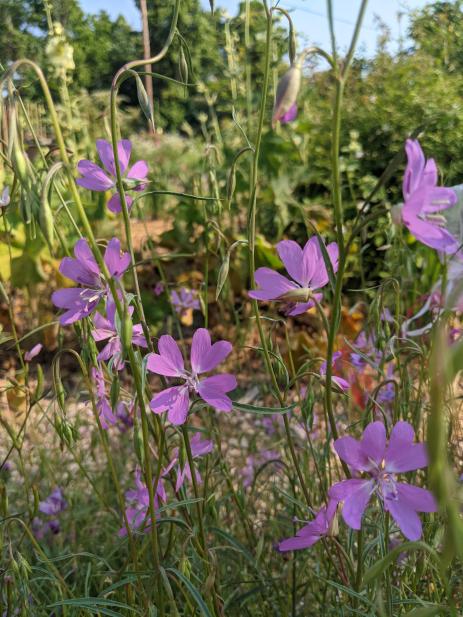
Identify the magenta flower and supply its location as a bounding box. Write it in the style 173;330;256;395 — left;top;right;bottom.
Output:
154;281;165;296
92;366;118;429
320;351;350;392
24;343;43;362
77;139;148;213
52;238;130;325
170;433;213;492
329;421;437;541
249;237;339;316
147;328;237;425
398;139;458;254
92;298;146;371
272;65;301;127
278;500;337;552
171;288;200;316
119;467;167;536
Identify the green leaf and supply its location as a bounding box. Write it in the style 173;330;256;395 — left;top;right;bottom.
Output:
403;607;448;617
165;567;213;617
231;400;295;415
48;597;142;616
362;541;439;587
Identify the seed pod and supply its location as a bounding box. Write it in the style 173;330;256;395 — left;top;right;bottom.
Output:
216;252;230;301
272;64;302;127
34;364;44;402
226;165;236;209
135;73;153;124
39;191;54;248
179;47;189;86
289;23;297;65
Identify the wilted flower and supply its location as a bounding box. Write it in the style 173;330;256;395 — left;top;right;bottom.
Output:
272;64;302;126
278;500;338;551
92;366;117;429
92;298;146;371
249;237;339;316
77;139;148;213
319;351;350;392
394;139;458;254
329;421;437;541
147;328;237;425
52;238;130;325
24;343;42;362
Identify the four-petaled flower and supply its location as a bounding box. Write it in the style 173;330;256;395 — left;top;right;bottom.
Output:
52;238;130;325
171;288;200;315
92;298;147;371
249;237;339;316
147;328;237;425
77;139;148;213
329;421;437;541
278;500;338;551
396;139;458;254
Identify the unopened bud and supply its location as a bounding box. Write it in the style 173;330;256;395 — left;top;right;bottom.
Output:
135;74;153;124
391;203;403;226
272;64;302;127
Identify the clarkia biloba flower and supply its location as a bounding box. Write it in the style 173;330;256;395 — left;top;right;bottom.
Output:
393;139;459;254
119;468;168;536
52;238;130;325
272;63;302;127
147;328;237;425
76;139;148;213
24;343;43;362
278;500;338;551
171;287;200;315
249;236;339;316
170;433;213;492
329;421;437;541
92;366;118;429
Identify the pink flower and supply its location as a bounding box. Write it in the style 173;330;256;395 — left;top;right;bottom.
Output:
24;343;43;362
399;139;458;254
92;366;117;429
147;328;237;425
118;468;168;536
249;237;339;316
77;139;148;213
171;288;200;315
329;421;437;541
319;351;350;392
278;501;338;551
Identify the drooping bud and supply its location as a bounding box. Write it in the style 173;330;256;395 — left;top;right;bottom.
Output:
272;63;302;128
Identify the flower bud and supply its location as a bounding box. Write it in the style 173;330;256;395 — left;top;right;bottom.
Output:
272;64;302;127
391;203;403;226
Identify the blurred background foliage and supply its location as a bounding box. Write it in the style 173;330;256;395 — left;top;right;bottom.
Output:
1;0;463;316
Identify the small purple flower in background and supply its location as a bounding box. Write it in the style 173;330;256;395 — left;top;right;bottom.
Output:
119;468;167;536
242;449;282;488
154;281;165;296
394;139;458;254
92;366;117;429
249;237;339;316
33;487;67;539
92;298;146;371
171;288;200;315
329;421;437;541
170;433;213;492
52;238;130;325
278;500;338;552
147;328;237;425
77;139;148;213
115;400;135;432
320;351;350;392
0;186;10;209
24;343;43;362
261;414;285;436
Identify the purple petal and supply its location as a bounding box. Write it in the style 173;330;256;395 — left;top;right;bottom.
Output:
361;422;386;468
249;268;298;301
333;376;350;392
74;238;100;277
197;374;237;411
107;192;134;214
147;335;184;377
24;343;43;362
127;160;149;181
76;160;114;191
280;103;297;124
384;495;423;541
329;479;374;530
96;139;116;177
190;328;232;374
278;528;321;551
99;399;118;429
403;139;426;200
276;240;305;285
117;140;132;174
395;483;437;513
385;421;428;472
333;436;370;472
310;241;339;290
104;238;131;279
150;386;190;425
